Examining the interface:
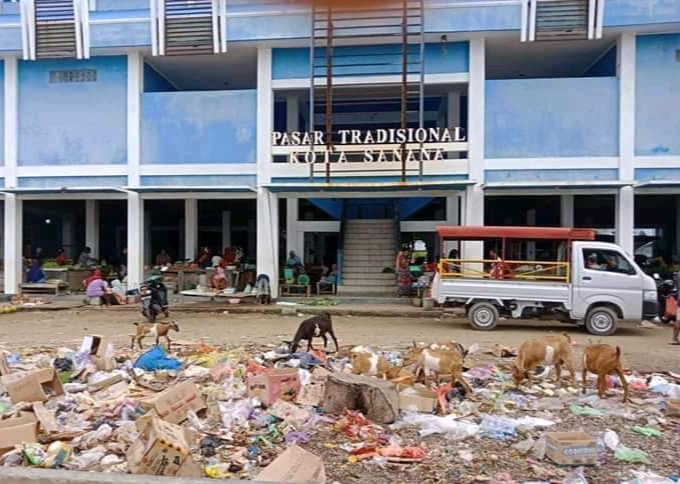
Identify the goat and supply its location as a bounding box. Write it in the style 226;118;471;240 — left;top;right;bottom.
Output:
582;343;628;403
288;312;339;353
512;333;576;388
403;343;473;395
130;320;180;350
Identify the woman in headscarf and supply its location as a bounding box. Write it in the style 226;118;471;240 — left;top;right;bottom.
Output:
110;279;126;304
395;245;411;297
27;260;46;283
83;268;103;289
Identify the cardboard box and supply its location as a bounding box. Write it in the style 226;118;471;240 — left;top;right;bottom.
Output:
0;412;39;454
127;417;200;477
666;399;680;417
248;368;301;407
141;381;206;424
296;368;330;407
1;368;64;404
398;385;438;413
80;335;116;371
32;402;58;433
255;445;326;483
545;432;598;466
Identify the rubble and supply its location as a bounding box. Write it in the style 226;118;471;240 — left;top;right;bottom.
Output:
0;336;677;484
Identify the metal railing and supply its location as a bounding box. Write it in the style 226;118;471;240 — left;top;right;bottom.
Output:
438;258;571;282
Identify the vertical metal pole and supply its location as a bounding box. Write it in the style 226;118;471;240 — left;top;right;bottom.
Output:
418;0;425;181
325;5;333;183
309;2;315;182
400;0;408;183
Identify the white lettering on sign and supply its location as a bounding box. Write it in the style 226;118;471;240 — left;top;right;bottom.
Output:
272;127;467;164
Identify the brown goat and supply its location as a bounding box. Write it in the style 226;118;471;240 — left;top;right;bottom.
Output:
130;320;180;350
512;333;576;388
404;344;472;395
581;344;628;403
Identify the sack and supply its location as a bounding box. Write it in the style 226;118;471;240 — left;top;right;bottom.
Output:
665;296;677;319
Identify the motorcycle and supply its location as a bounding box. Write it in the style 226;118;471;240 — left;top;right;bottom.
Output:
653;273;678;324
140;276;169;323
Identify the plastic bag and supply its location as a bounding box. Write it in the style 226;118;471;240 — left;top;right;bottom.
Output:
614;446;649;464
632;426;662;438
219;399;254;429
621;470;676;484
569;404;604;417
80;424;113;449
133;345;182;371
603;429;619;450
563;467;588;484
479;415;517;440
398;413;479;440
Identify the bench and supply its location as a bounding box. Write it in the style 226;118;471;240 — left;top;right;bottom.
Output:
316;282;337;295
280;284;311;298
21;280;68;296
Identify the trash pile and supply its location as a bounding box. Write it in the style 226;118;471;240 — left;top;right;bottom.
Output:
0;335;678;484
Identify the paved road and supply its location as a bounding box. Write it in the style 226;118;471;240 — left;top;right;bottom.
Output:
0;309;676;371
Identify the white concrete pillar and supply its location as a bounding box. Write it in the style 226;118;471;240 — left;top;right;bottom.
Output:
468;38;486;183
561;194;574;228
618;32;636;182
286;94;299;132
4;56;18;189
127;52;143;187
184;199;198;260
462;185;485;272
126;192;144;289
286;198;301;258
616;186;635;255
257;47;273;186
257;188;279;297
3;195;22;294
443;195;461;257
222;211;231;250
85;200;99;257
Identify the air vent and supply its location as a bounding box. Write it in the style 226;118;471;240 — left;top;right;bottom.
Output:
151;0;227;56
521;0;604;42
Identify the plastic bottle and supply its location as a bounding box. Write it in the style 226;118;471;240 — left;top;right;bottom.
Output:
563;467;588;484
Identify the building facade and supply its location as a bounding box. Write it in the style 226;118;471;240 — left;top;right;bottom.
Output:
0;0;679;296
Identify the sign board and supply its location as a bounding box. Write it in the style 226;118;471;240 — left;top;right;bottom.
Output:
272;128;467;165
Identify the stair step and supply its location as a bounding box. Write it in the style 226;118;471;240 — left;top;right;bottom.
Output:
340;266;393;274
342;278;395;286
337;285;398;296
343;256;394;264
344;246;394;254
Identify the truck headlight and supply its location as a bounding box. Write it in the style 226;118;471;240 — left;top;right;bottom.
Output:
644;290;657;302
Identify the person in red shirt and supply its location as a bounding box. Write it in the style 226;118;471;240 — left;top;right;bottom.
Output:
83;268;103;289
56;248;68;266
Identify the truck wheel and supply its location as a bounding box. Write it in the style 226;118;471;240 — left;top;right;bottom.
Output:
585;306;617;336
469;302;499;331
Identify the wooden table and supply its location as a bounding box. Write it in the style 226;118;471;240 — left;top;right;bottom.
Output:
280;284;312;298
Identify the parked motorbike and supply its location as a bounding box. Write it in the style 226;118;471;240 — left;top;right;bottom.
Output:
140;276;169;323
654;273;678;324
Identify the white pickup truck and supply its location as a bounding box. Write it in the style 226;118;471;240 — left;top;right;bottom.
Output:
432;238;658;336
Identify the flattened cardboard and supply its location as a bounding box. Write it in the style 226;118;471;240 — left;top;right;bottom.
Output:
296;368;330;407
91;380;129;402
666;399;680;417
546;432;597;466
32;402;58;433
255;445;326;483
80;335;116;371
88;374;124;393
127;417;200;477
1;368;64;404
0;412;39;453
142;381;206;424
248;368;301;407
398;385;438;413
0;353;11;376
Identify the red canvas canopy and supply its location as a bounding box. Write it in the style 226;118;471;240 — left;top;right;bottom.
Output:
436;226;596;241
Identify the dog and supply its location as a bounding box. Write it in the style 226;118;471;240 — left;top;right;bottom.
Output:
130;320;180;350
287;312;339;353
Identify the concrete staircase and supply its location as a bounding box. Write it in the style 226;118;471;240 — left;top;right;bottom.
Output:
338;219;397;296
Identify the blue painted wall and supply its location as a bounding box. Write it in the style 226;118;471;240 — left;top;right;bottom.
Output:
18;56;128;166
90;17;150;49
636;34;680;156
485;169;619;183
605;0;680;26
144;63;176;92
17;176;127;188
0;60;4;166
426;4;521;32
584;46;617;77
141;90;257;164
485;77;619;158
273;43;469;80
635;168;680;182
140;175;256;187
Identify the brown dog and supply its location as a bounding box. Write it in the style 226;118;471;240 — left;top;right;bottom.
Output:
512;333;576;388
582;344;628;403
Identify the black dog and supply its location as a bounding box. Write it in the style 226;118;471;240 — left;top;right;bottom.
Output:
288;312;339;353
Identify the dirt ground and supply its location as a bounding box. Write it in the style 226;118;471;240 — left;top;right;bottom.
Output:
0;308;677;370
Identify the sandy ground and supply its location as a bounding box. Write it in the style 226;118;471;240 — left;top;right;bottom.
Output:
0;309;677;370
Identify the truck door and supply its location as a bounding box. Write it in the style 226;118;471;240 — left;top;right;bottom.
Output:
573;246;643;319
